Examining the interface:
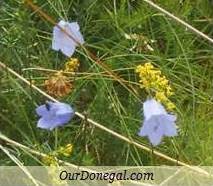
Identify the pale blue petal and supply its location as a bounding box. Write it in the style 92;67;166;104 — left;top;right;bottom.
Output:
164;124;177;137
139;115;165;146
47;113;73;130
52;25;73;49
37;117;54;130
52;40;62;51
166;114;177;122
68;22;80;31
143;99;167;120
145;116;164;146
57;113;74;124
54;102;74;115
54;103;74;124
58;20;68;27
152;114;177;137
68;22;84;44
36;105;48;117
52;20;84;57
52;22;76;57
52;26;61;50
148;131;163;146
162;115;177;136
37;115;70;131
138;121;151;136
61;44;76;57
48;118;68;130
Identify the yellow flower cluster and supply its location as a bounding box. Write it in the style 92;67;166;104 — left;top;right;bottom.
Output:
64;58;80;72
42;144;73;166
42;155;58;166
135;62;175;111
42;144;73;185
57;143;73;157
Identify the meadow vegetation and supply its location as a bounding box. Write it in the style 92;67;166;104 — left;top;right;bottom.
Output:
0;0;213;166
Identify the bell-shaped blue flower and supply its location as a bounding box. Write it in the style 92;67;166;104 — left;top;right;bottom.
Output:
138;99;177;146
36;101;74;130
52;20;84;57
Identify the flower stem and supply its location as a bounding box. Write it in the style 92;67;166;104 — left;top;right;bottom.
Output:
54;128;58;150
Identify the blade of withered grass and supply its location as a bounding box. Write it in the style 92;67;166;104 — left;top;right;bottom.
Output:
0;134;122;183
0;134;156;186
24;0;140;101
0;61;210;176
0;133;80;168
141;0;213;45
1;135;211;185
24;0;213;48
21;67;140;87
0;144;41;186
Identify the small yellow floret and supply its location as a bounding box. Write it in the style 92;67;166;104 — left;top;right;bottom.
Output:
64;58;80;72
42;155;58;166
57;144;73;157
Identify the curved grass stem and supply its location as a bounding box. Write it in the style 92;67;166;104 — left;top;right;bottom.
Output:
0;61;209;176
24;0;140;101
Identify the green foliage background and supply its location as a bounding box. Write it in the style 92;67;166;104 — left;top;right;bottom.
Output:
0;0;213;166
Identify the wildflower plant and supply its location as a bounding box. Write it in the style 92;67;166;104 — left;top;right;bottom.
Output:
2;0;213;173
136;62;177;146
